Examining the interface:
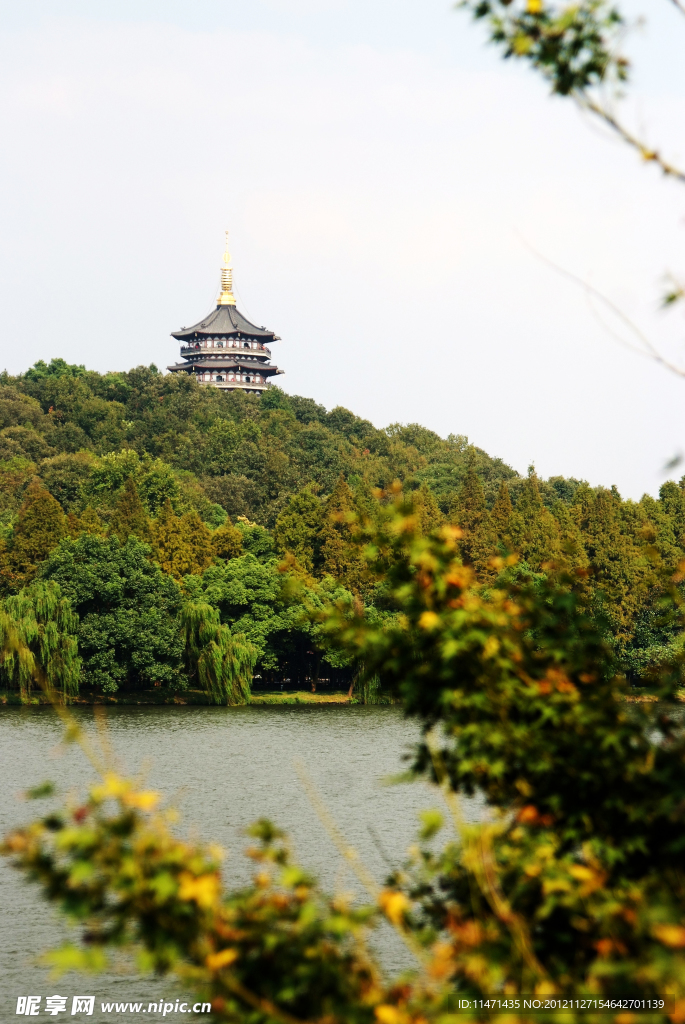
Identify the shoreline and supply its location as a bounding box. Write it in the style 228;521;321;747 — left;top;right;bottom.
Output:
0;689;357;707
2;690;675;708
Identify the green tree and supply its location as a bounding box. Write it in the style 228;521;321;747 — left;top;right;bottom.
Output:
109;476;152;544
508;469;562;570
78;506;105;536
315;494;685;1004
412;481;443;536
490;478;513;546
273;486;323;571
179;510;214;575
574;484;651;642
449;455;495;571
319;475;369;594
184;555;291;672
640;483;685;572
39;452;95;512
179;601;256;705
152;500;197;580
5;481;67;589
0;580;80;700
41;534;184;692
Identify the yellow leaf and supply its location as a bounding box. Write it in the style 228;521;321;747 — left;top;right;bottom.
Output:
378;890;410;926
123;791;160;812
178;872;220;909
418;611;440;631
92;773;128;802
375;1007;405;1024
568;865;595;882
653;924;685;948
483;636;500;659
527;0;543;12
206;948;238;970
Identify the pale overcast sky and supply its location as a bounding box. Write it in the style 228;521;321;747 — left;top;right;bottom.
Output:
1;0;685;498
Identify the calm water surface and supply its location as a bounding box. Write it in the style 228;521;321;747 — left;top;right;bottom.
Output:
0;705;479;1022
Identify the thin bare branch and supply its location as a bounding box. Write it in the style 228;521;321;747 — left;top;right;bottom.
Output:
293;757;428;966
518;236;685;379
577;95;685;184
666;0;685;17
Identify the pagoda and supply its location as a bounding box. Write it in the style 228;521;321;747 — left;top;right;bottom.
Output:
167;233;283;394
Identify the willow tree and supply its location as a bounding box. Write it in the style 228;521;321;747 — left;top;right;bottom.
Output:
179;601;257;705
0;581;80;701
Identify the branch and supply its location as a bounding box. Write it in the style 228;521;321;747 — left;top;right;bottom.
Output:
224;976;313;1024
429;742;548;982
577;95;685;183
666;0;685;16
518;236;685;379
293;758;428;967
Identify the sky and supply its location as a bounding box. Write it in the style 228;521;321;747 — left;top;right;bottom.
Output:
1;0;685;498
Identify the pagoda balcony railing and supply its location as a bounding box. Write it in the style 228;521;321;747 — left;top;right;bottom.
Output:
181;344;271;356
208;380;270;390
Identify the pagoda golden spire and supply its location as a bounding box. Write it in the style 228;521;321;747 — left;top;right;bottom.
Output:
217;229;236;306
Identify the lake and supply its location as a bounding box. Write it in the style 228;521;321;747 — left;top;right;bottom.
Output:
0;704;480;1022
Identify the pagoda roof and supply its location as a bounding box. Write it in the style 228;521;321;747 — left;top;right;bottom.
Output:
167;360;283;376
177;355;279;370
171;304;280;341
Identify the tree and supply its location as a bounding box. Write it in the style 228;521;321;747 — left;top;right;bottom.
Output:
152;499;203;580
273;486;323;572
412;481;443;536
319;475;369;595
0;581;80;700
179;601;257;705
39;452;95;512
183;554;292;673
508;469;562;570
109;476;152;544
449;455;495;572
4;481;66;589
41;534;184;692
490;478;513;546
211;521;243;561
78;506;105;536
179;510;214;576
314;494;685;1004
573;483;652;643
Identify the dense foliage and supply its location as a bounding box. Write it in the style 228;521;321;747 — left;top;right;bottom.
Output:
5;503;685;1021
1;359;685;696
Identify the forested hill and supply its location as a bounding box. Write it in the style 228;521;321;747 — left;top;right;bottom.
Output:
1;357;684;697
0;357;523;525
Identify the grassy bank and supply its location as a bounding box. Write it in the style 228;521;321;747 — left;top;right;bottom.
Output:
0;689;353;706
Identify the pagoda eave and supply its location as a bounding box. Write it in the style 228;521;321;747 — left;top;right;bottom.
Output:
171;303;279;341
168;360;281;377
